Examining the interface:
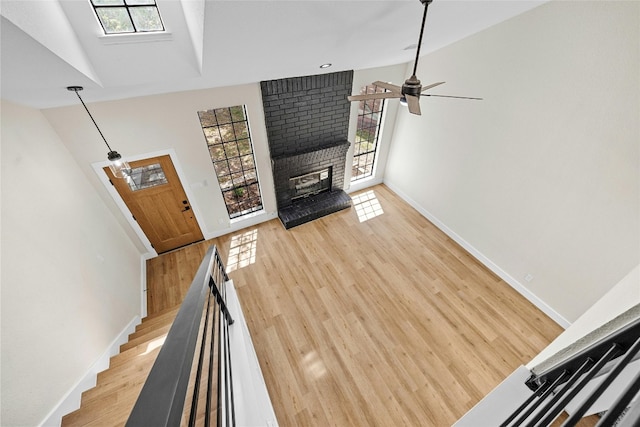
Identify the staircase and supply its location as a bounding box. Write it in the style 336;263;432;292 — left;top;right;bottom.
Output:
61;306;180;426
61;245;277;427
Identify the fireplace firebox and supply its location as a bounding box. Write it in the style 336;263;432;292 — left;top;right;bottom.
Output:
290;168;331;200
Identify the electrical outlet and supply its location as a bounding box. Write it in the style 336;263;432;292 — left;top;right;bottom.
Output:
524;274;534;282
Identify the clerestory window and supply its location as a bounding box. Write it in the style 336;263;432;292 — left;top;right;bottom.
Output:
198;106;264;220
351;84;386;182
90;0;164;35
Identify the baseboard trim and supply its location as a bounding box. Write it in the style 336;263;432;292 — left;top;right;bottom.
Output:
141;253;154;318
39;315;141;427
383;181;571;329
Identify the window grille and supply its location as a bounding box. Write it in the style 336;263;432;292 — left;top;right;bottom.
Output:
198;106;263;219
352;84;386;181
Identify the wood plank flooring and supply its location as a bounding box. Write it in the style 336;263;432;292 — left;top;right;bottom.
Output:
147;184;578;426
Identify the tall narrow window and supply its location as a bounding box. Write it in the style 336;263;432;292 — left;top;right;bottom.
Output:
351;84;386;182
90;0;164;35
198;106;263;219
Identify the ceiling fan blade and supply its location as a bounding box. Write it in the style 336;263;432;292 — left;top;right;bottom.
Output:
372;81;402;92
421;94;483;100
421;81;446;92
348;92;402;101
405;95;421;115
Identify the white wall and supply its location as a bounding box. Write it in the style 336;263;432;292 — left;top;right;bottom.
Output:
384;0;639;324
42;84;277;253
1;101;142;426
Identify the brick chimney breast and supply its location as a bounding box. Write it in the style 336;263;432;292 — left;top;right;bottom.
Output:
261;70;354;228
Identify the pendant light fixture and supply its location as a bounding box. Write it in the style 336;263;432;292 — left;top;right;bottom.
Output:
67;86;131;178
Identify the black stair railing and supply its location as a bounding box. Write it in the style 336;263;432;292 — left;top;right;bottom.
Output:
500;318;640;427
126;245;235;427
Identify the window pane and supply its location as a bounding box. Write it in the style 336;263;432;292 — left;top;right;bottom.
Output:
209;145;225;162
198;111;217;127
244;168;257;184
233;122;248;139
127;163;167;191
237;139;251;156
130;6;163;31
97;8;134;33
214;109;232;125
214;161;230;176
228;158;243;174
241;155;255;170
247;184;261;203
223;142;240;158
231;172;245;187
218;175;233;191
230;106;245;122
203;127;222;145
224;191;237;207
219;124;235;143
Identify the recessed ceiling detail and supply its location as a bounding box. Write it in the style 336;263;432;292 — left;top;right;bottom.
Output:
0;0;550;109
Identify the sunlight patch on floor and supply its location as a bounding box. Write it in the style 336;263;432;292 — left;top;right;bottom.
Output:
227;229;258;272
352;190;384;222
141;334;167;356
302;351;327;379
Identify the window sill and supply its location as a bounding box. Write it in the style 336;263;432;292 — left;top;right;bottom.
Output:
99;32;173;45
230;209;267;225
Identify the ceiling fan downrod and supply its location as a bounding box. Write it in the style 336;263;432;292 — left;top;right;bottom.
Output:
411;0;433;79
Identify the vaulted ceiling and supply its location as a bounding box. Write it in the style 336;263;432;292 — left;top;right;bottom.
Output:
1;0;548;109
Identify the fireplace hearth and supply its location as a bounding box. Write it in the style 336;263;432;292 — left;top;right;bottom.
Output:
278;190;352;229
270;140;351;229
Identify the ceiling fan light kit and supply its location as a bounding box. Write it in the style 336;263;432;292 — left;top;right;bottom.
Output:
348;0;481;116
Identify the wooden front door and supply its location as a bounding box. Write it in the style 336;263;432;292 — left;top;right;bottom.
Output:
106;155;204;254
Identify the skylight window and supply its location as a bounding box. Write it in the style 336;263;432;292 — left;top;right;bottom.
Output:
91;0;164;35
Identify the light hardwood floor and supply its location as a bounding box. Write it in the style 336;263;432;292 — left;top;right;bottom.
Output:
147;184;579;426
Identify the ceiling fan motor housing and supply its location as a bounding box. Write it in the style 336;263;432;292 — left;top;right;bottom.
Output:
402;75;423;96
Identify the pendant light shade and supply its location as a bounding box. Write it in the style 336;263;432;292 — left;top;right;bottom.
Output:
67;86;131;178
107;150;131;178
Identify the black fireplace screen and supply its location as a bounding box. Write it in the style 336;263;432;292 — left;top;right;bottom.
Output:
289;167;331;200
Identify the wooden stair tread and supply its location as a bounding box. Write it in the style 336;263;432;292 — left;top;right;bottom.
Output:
108;337;166;368
81;375;149;408
120;323;172;351
136;306;179;331
96;350;160;384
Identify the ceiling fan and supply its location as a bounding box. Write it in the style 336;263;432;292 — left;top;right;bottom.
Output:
348;0;482;115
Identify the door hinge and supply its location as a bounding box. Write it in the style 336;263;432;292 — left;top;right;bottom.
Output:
109;179;114;186
132;215;136;221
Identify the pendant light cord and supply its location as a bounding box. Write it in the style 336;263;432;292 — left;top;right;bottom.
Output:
412;0;431;77
72;90;114;152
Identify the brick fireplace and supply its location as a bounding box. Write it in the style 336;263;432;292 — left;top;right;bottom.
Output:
261;71;353;229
